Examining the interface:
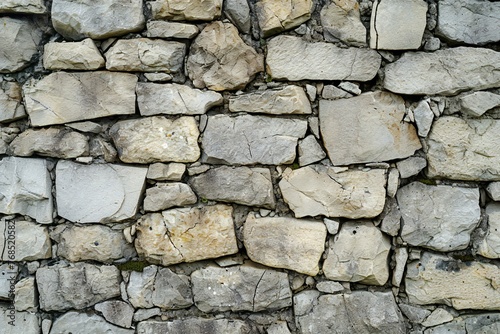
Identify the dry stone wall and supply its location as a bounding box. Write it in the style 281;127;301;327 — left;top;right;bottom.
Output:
0;0;500;333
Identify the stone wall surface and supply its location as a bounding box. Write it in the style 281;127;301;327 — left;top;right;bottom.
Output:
0;0;500;333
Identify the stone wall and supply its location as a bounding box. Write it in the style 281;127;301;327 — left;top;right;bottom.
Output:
1;0;500;333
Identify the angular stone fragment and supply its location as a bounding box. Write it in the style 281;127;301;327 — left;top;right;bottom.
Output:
392;247;408;287
36;263;121;311
0;82;26;123
320;0;366;46
255;0;313;37
384;47;500;95
267;36;381;81
0;220;51;261
487;182;500;201
137;318;251;334
398;303;431;324
224;0;251;34
413;99;434;137
396;156;427;179
190;166;275;208
0;0;46;13
43;39;105;70
380;198;401;236
187;22;263;91
425;313;500;334
319;91;421;165
143;182;197;212
191;264;292;312
149;0;222;21
127;266;157;308
14;277;37;312
134;205;238;266
459;91;500;117
0;263;17;300
153;267;193;309
202;114;307;165
147;163;185;181
298;135;327;166
147;21;199;39
406;252;500;310
422;308;454;328
0;303;39;334
137;83;222;116
51;0;145;40
476;203;500;259
229;85;311;115
50;312;134;334
56;160;147;223
279;165;386;219
243;213;326;275
323;221;391;285
0;157;53;223
23;71;137;126
95;300;134;328
110;116;200;163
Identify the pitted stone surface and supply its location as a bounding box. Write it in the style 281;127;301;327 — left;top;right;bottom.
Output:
43;39;105;70
50;312;134;334
149;0;222;21
255;0;313;37
0;0;46;13
137;318;252;334
0;220;51;261
0;82;25;123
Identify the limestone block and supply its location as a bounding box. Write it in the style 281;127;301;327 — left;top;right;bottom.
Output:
14;277;37;312
143;182;197;212
0;82;26;123
147;163;185;181
95;301;134;328
149;0;222;21
298;135;327;166
0;0;46;13
137;318;251;334
396;156;427;179
0;303;39;334
146;21;199;39
224;0;251;33
43;39;105;70
320;0;366;46
0;220;51;261
459;91;500;117
50;312;134;334
255;0;313;37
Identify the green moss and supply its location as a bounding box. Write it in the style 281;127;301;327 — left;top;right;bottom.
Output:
200;197;208;203
417;178;437;186
265;74;273;83
116;260;149;272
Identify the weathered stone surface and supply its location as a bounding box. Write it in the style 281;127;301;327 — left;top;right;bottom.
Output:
487;182;500;201
0;0;46;13
398;303;431;324
255;0;313;37
153;267;193;309
110;116;200;163
0;220;51;261
414;99;434;137
127;266;157;308
137;318;252;334
187;22;263;91
294;290;405;334
202;114;307;165
0;303;39;334
9;127;88;159
380;197;401;236
397;182;480;251
149;0;222;21
460;91;500;117
137;83;222;116
51;0;145;40
396;156;427;179
224;0;251;33
427;117;500;180
422;308;454;328
0;82;26;123
36;263;121;311
384;47;500;95
0;17;42;73
279;165;386;219
320;0;366;46
0;157;53;223
56;160;147;223
146;21;199;39
298;135;327;166
147;163;185;181
268;322;292;334
95;300;134;328
267;36;381;81
143;182;197;212
134;205;238;266
323;221;391;285
476;203;500;259
229;85;311;115
0;263;17;300
191;264;292;312
437;0;500;45
51;312;134;334
406;252;500;310
43;39;105;70
14;277;37;312
243;213;326;275
370;0;427;50
425;313;500;334
191;166;275;208
319;91;421;165
24;71;137;126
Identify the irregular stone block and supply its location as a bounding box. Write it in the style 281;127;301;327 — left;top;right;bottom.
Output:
149;0;222;21
110;116;200;163
224;0;251;33
143;182;197;212
0;263;17;300
134;205;238;266
487;182;500;201
202;114;307;165
267;36;381;81
152;267;193;309
190;166;275;208
191;264;292;312
243;213;326;275
320;0;366;46
0;303;39;334
476;203;500;259
56;160;147;223
397;182;480;251
413;99;434;137
459;91;500;117
298;135;326;166
0;82;26;123
425;313;500;334
0;220;51;261
396;156;427;179
50;312;134;334
43;39;105;70
137;318;251;334
23;71;137;126
127;266;157;308
279;165;386;219
147;163;185;181
384;47;500;95
14;277;37;312
95;300;134;328
146;21;200;39
51;0;145;40
0;0;46;13
255;0;313;37
319;91;421;165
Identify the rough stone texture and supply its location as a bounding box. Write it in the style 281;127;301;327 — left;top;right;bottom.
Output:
0;157;53;223
399;303;431;324
380;198;401;236
14;277;37;311
51;0;145;40
0;220;51;261
396;156;427;179
202;114;307;165
137;83;222;116
191;264;292;312
279;165;386;219
320;0;366;46
392;247;408;287
127;266;157;308
0;0;46;13
134;205;238;266
255;0;313;37
147;163;185;181
224;0;251;34
383;47;500;95
229;85;311;115
0;17;42;73
0;263;18;300
23;71;137;127
149;0;222;21
110;116;200;164
422;308;454;327
190;166;275;208
476;203;500;259
56;160;147;223
187;22;263;91
9;127;88;159
459;91;500;117
0;303;39;334
146;21;199;39
143;182;197;212
413;99;434;137
267;36;381;81
243;213;326;275
397;182;480;251
95;300;134;328
437;0;500;45
427;117;500;180
36;263;121;311
370;0;427;50
298;135;326;166
153;267;193;309
406;252;500;310
43;39;105;70
425;314;500;334
323;221;391;285
487;182;500;201
0;82;26;123
319;91;421;165
50;312;134;334
137;318;251;334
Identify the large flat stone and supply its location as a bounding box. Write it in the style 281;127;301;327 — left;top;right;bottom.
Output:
0;220;51;261
43;39;105;70
255;0;313;37
143;182;197;212
50;312;133;334
23;71;137;126
266;35;381;81
0;0;46;13
137;318;251;334
0;82;26;123
149;0;222;21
